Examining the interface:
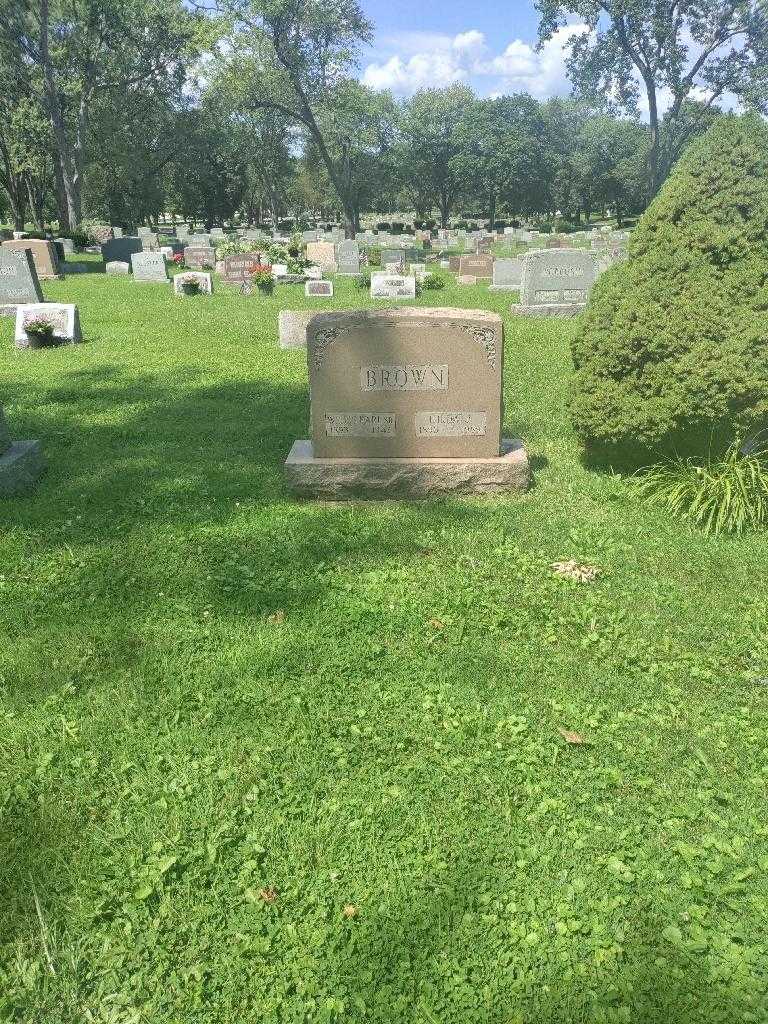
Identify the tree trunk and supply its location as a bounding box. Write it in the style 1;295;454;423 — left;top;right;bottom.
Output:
488;190;496;229
644;79;661;199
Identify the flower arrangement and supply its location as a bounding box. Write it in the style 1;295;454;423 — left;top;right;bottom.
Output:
24;317;57;347
251;264;274;292
172;253;185;268
177;273;201;295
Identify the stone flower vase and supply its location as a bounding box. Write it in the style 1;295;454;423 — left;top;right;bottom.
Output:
26;328;57;349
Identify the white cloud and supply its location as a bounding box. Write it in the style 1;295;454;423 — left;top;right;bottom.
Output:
362;52;468;93
480;24;585;98
362;24;583;98
452;30;486;57
362;30;490;93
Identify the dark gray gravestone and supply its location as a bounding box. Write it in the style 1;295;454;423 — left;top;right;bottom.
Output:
131;251;168;283
101;237;144;266
0;249;43;315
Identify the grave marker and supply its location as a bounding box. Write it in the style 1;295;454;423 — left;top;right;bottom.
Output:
489;258;522;291
0;404;44;496
306;280;334;298
101;236;143;265
14;303;82;347
511;249;597;316
0;249;43;315
283;308;529;497
222;254;262;285
305;241;336;273
174;272;213;295
131;251;169;283
183;246;215;270
370;273;416;299
1;239;61;280
458;255;494;280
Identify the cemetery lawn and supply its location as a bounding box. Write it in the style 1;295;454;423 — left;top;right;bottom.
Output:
2;258;768;1024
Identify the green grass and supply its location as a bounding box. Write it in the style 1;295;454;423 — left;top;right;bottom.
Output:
1;257;767;1024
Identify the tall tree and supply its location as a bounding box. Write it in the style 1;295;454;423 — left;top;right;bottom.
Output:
0;0;203;227
220;0;374;237
398;85;475;228
536;0;768;195
453;94;549;226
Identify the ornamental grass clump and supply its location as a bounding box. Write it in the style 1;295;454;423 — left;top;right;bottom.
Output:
569;114;768;456
635;435;768;536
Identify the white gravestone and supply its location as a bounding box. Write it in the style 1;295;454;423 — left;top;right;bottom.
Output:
14;303;82;348
489;258;522;291
370;273;416;299
173;272;213;295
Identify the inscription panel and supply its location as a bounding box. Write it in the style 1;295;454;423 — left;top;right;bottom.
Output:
325;413;396;437
361;364;448;392
415;411;487;437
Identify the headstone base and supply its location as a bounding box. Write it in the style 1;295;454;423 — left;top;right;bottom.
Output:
0;440;45;496
510;302;586;317
0;304;18;318
284;438;530;499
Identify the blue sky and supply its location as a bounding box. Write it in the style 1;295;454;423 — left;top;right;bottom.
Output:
357;0;582;99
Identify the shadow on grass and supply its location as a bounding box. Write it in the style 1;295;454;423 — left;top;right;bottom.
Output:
4;364;535;626
326;850;743;1023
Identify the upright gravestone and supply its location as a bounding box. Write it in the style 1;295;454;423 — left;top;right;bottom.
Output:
222;253;262;286
458;255;494;280
489;258;522;292
278;310;317;349
131;251;169;283
1;240;61;280
284;308;529;498
0;404;44;496
14;303;82;347
511;249;598;317
336;241;361;276
0;249;43;316
105;261;130;275
305;241;336;273
187;234;212;248
184;246;215;270
101;237;143;266
55;237;75;256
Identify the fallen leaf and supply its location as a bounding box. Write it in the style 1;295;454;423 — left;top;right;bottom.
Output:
267;610;285;625
427;619;444;630
258;887;277;903
551;560;601;583
558;727;586;745
342;904;358;918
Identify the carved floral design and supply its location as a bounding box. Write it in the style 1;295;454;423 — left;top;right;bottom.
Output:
459;325;498;370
